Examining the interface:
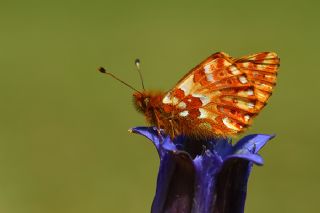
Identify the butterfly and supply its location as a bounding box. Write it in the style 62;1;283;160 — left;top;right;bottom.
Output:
99;52;279;140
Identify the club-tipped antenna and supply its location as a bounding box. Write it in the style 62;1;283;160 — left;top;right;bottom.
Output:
98;67;142;94
135;59;145;91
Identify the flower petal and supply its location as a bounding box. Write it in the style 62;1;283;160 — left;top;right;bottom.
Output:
152;151;195;213
214;158;254;213
212;135;274;212
131;127;196;213
130;126;177;152
192;150;223;213
233;134;275;154
225;153;264;165
210;137;233;158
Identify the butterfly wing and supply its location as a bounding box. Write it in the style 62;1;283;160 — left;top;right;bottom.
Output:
162;52;279;137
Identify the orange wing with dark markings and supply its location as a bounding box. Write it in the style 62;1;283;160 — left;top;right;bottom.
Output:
162;52;279;138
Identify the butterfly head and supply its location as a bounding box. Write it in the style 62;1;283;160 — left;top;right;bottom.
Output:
133;92;151;113
99;59;158;114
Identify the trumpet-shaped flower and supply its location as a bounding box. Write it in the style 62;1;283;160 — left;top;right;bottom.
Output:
131;127;274;213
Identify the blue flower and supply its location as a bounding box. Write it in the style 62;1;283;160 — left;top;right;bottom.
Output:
131;126;274;213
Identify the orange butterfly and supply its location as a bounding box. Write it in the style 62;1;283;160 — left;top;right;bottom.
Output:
100;52;280;139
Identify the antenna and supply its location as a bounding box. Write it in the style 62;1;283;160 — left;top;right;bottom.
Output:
135;59;145;91
98;67;142;94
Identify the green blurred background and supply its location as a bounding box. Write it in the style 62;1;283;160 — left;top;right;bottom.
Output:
0;0;319;212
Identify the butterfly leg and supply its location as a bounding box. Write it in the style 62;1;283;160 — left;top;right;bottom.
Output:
154;112;164;143
169;119;175;140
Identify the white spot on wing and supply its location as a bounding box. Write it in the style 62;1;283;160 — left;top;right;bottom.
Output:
239;76;248;84
222;117;235;129
247;102;255;108
206;73;214;82
223;117;241;130
177;101;186;109
192;93;210;106
247;89;254;96
172;97;179;105
178;75;194;95
223;60;230;66
242;62;250;68
244;115;250;122
230;66;240;75
204;64;211;73
198;108;208;119
162;93;172;104
179;110;189;117
264;74;273;79
257;64;266;70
